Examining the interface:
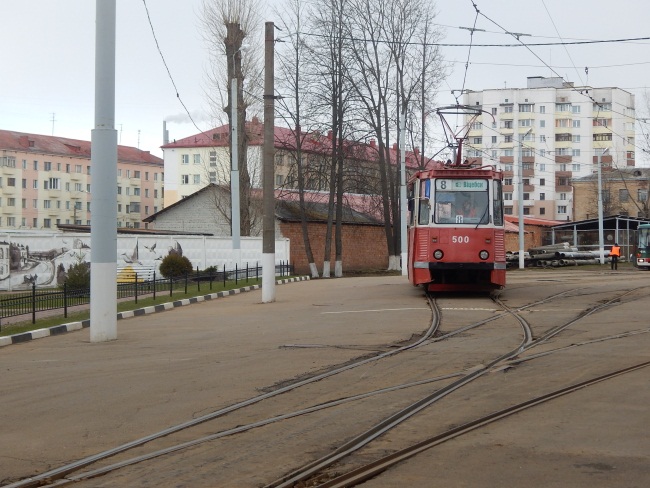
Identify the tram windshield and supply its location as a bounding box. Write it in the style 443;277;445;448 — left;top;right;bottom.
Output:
433;178;490;224
638;226;650;249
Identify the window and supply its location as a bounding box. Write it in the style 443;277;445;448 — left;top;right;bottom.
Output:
34;161;38;170
523;193;530;200
44;200;51;209
145;206;149;215
209;151;217;166
556;103;571;112
133;171;141;178
595;102;612;111
7;217;15;227
539;135;546;142
503;120;513;129
540;193;545;200
145;172;149;180
504;105;513;113
193;154;201;165
523;178;530;186
504;207;513;215
504;164;513;171
558;177;568;186
522;162;533;170
22;198;26;208
33;199;38;208
619;189;629;202
134;187;141;196
87;165;91;175
504;178;513;186
22;160;27;169
276;174;284;186
504;135;513;143
539;164;545;172
8;177;16;187
117;186;122;195
491;107;497;115
182;154;189;164
519;104;533;112
66;163;70;173
154;173;158;181
593;118;611;127
181;175;189;184
432;178;490;225
209;171;217;183
44;161;52;171
503;149;513;157
593;133;613;141
519;119;533;127
522;149;534;157
145;189;149;198
504;193;513;200
556;133;572;142
193;174;201;184
473;137;482;144
523;208;531;215
44;177;61;190
559;163;567;171
8;198;16;207
491;136;497;143
470;122;481;130
75;164;82;173
557;205;567;214
126;187;131;196
556;148;569;156
43;219;51;228
540;178;545;186
33;180;38;189
572;135;581;143
33;218;38;228
539;120;546;128
540;208;546;215
572;163;580;171
572;105;581;114
638;189;648;202
555;119;570;128
572;119;580;128
539;105;546;114
491;150;497;159
560;193;567;200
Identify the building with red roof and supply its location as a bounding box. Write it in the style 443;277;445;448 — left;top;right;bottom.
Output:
0;129;163;230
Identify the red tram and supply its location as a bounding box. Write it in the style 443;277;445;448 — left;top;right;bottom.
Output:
407;162;506;292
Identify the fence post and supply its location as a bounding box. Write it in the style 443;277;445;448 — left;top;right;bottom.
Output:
197;266;200;293
209;267;213;291
134;272;138;304
256;262;259;281
169;275;173;297
153;271;157;300
235;263;238;285
246;262;249;283
31;282;36;324
63;281;68;318
184;271;188;294
223;264;226;287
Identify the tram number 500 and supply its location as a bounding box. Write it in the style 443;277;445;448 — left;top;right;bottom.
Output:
452;236;470;244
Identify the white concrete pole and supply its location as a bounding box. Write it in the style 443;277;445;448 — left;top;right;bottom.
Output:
231;77;241;264
399;111;407;276
597;148;609;264
518;127;532;270
90;0;118;342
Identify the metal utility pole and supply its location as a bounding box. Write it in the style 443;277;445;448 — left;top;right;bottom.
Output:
231;77;241;263
90;0;118;342
262;21;276;303
597;148;610;265
518;128;532;270
399;111;407;276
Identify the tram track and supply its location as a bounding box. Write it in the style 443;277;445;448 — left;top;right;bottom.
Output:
5;285;648;487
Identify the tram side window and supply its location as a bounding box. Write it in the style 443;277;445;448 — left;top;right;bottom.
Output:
418;199;430;225
493;180;504;226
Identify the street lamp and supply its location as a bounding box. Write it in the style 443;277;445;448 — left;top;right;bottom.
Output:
518;127;533;270
597;147;610;264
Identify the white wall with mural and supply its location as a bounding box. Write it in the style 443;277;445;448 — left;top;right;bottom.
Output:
0;231;290;291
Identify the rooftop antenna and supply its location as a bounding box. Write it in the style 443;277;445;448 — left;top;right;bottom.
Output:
50;113;56;135
137;129;141;148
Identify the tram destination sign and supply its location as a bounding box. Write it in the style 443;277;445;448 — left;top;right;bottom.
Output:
435;179;487;191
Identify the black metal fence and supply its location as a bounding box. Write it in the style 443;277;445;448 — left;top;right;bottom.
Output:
0;262;293;329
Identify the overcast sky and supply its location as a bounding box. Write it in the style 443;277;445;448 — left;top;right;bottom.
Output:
2;0;649;159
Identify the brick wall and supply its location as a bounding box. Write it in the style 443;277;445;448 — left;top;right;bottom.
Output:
279;221;388;275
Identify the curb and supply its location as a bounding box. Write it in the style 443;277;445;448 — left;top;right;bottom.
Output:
0;276;310;349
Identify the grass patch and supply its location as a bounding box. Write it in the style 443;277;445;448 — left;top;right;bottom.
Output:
0;277;271;337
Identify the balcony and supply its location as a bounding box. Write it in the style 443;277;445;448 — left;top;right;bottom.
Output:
555;155;572;164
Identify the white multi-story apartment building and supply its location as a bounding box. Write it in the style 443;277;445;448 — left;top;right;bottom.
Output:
462;76;636;220
0;130;164;229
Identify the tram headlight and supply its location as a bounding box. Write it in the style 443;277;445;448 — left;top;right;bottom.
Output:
479;250;489;260
433;249;444;260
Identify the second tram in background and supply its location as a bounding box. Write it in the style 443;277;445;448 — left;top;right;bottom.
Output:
636;223;650;269
407;162;506;292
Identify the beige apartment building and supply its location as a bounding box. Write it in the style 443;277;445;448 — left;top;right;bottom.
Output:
463;76;636;221
0;130;164;229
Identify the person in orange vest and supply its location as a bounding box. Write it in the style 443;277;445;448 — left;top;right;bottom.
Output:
610;242;621;270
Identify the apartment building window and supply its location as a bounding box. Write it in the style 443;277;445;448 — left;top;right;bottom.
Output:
130;203;141;213
638;189;648;202
504;135;512;143
154;189;158;198
522;149;534;157
523;208;531;215
145;188;149;198
522;162;533;170
181;175;189;184
539;120;546;128
523;179;530;186
595;102;612;111
33;180;38;189
539;105;546;113
44;162;52;171
117;186;122;195
504;105;513;113
44;200;51;209
559;163;567;171
22;159;27;169
519;119;533;127
154;172;158;181
87;165;91;175
539;208;546;215
491;107;497;115
594;148;608;156
519;104;533;112
192;174;200;184
22;178;27;189
593;118;611;127
491;136;497;143
557;205;567;214
504;178;513;186
572;163;581;171
491;150;498;159
473;137;482;144
593;133;613;141
209;151;217;166
557;148;569;156
126;187;131;196
145;172;149;180
34;161;38;170
560;193;567;200
504;164;513;171
556;133;571;142
539;135;546;143
572;135;581;143
44;177;61;190
619;189;629;202
470;122;481;130
33;199;38;208
572;105;581;114
275;174;284;186
76;164;82;173
154;206;158;213
504;207;513;215
558;177;569;186
8;177;16;187
118;204;122;212
145;206;149;215
504;193;512;200
540;178;545;185
503;120;513;129
572;119;580;128
556;103;571;112
540;193;545;200
182;154;190;164
523;193;530;200
209;172;217;183
8;198;16;207
133;171;140;179
125;205;130;214
193;154;201;164
66;163;70;173
503;149;513;157
33;218;38;227
43;219;51;228
7;217;15;227
133;187;140;196
556;119;570;128
22;198;26;208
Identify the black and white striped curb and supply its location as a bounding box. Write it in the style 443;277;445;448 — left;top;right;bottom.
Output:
0;277;310;348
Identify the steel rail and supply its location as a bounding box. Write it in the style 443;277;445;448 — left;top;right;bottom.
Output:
316;360;650;488
4;296;441;488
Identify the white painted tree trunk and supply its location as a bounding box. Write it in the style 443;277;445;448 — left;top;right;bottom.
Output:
322;260;331;278
309;262;319;278
387;254;401;271
335;260;343;277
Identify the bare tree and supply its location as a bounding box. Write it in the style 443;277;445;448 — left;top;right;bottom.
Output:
200;0;263;236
